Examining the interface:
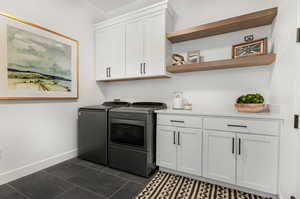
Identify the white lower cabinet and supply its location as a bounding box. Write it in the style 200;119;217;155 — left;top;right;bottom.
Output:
157;114;281;195
203;130;278;194
157;125;202;176
177;128;202;176
157;126;177;170
236;134;278;194
203;130;236;184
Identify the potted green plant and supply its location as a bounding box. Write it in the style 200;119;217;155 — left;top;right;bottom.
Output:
235;93;267;113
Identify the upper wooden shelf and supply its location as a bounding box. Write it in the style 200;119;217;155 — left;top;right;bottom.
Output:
167;7;278;43
167;54;276;73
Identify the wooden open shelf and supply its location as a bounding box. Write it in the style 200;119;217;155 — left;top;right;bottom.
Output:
167;7;278;43
98;75;171;82
167;54;276;73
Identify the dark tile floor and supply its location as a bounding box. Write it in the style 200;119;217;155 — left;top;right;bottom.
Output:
0;158;151;199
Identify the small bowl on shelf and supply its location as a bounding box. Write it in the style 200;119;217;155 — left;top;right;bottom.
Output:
235;104;268;113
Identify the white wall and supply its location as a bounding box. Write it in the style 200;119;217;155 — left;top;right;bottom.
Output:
0;0;104;184
294;1;300;198
271;0;299;198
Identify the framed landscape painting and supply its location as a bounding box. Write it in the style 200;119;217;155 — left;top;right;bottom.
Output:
0;12;79;100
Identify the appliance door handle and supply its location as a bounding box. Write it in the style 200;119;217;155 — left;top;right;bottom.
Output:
227;124;248;128
111;119;145;126
238;138;241;155
232;137;235;154
170;120;185;123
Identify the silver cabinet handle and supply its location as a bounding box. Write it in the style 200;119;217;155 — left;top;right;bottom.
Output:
143;63;146;74
227;124;247;128
109;67;111;77
140;63;143;74
170;120;184;123
177;131;180;145
106;68;108;78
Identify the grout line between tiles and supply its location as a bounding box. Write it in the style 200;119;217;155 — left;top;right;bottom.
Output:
108;181;129;199
44;167;110;199
7;184;31;199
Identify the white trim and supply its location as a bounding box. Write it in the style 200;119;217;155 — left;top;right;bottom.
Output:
95;0;171;30
0;149;77;185
160;167;278;199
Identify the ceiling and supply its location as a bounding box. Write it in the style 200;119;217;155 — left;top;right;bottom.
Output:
87;0;165;21
88;0;137;12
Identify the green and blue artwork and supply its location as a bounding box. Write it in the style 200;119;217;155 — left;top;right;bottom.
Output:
7;25;72;92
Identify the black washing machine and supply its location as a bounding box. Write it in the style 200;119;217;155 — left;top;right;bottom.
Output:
78;101;130;165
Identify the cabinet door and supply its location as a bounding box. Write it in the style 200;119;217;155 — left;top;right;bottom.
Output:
157;126;177;170
177;128;202;176
107;25;125;79
96;25;125;80
143;14;165;76
125;20;143;77
236;134;278;194
203;130;236;184
95;30;110;80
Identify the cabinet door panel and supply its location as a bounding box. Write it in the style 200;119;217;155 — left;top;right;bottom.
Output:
203;130;236;184
96;26;125;80
108;25;125;79
157;126;177;170
237;134;278;194
143;14;165;76
96;31;109;80
177;128;202;176
126;20;143;77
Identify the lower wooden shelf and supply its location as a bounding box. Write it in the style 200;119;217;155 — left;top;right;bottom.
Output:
167;54;276;73
98;75;171;82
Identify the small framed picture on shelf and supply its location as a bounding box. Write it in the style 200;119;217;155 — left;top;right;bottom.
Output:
232;38;267;59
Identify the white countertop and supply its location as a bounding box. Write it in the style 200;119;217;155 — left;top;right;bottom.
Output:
155;108;285;120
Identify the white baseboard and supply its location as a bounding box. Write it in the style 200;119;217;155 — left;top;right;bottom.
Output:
0;149;78;185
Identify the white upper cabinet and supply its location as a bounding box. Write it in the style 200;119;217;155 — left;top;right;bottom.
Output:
95;30;109;80
95;25;125;80
95;1;173;81
236;134;278;194
125;20;143;77
142;14;166;76
203;130;236;185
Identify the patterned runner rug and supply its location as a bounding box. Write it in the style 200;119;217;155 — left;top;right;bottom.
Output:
135;171;272;199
